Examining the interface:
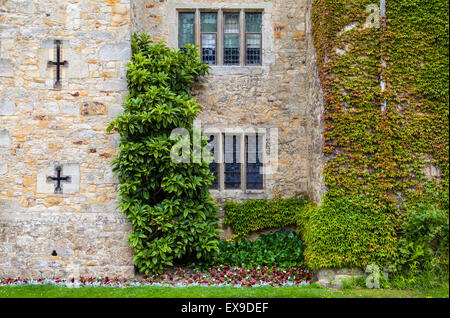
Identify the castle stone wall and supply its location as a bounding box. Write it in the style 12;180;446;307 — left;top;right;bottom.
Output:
0;0;135;279
0;0;324;279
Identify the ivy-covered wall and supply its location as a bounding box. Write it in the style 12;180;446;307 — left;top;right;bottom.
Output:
303;0;449;269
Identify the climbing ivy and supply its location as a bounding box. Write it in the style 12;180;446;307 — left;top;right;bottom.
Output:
302;0;449;269
224;197;307;237
107;34;220;275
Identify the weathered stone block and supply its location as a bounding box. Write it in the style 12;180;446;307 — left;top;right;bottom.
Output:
0;162;6;175
80;102;107;116
61;102;79;115
0;129;10;148
315;268;365;289
98;43;131;62
65;48;90;79
0;99;14;115
0;58;13;77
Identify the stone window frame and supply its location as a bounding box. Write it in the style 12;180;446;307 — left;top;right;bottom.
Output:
204;128;267;195
167;0;274;75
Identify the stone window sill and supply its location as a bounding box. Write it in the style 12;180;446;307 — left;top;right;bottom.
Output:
210;189;267;200
208;66;267;75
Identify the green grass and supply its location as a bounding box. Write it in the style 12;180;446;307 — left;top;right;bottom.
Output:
0;284;448;298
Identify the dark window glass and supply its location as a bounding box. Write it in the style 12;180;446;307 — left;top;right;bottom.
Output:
178;13;195;52
201;13;217;65
245;13;262;65
207;135;218;190
246;34;261;65
201;13;217;32
224;135;241;189
246;135;264;190
245;13;262;32
224;14;240;65
201;34;216;65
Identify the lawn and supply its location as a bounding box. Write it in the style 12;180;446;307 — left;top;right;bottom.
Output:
0;284;448;298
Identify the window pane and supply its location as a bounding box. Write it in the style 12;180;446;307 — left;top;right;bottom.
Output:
246;34;261;65
201;34;216;65
178;13;195;51
201;13;217;32
207;135;218;190
224;14;240;33
224;135;241;189
246;135;264;190
246;13;262;32
224;34;240;65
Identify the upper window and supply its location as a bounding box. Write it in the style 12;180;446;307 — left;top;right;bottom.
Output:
178;10;263;66
200;13;218;65
245;13;262;65
223;13;240;65
178;12;195;53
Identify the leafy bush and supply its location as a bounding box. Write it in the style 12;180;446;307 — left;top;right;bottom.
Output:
297;195;398;270
224;197;307;237
394;189;449;275
202;230;306;269
107;34;220;275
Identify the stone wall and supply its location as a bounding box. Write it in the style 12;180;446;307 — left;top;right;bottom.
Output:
0;0;135;279
0;0;325;279
305;0;326;203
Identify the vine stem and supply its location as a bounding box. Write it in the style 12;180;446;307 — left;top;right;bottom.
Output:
380;0;387;111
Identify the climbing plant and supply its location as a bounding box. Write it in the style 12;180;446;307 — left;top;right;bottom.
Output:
107;34;220;275
301;0;449;269
224;197;307;237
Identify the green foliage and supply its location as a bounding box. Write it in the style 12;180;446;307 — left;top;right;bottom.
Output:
203;230;306;269
386;269;449;290
107;34;220;275
394;188;449;275
223;197;307;237
297;195;398;269
310;0;449;268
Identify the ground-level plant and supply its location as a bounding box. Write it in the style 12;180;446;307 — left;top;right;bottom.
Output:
107;34;220;275
200;230;306;269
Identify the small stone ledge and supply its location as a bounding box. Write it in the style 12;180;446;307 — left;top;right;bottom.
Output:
208;66;267;76
314;268;365;289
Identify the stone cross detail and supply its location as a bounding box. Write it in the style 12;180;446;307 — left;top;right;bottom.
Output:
46;165;71;194
47;40;68;89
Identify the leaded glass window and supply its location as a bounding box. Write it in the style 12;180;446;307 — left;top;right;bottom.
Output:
224;135;241;189
223;14;240;65
177;9;264;67
178;13;195;52
206;132;264;191
245;13;262;65
246;135;264;190
201;13;217;65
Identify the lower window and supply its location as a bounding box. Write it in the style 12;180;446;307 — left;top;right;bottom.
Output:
205;132;264;191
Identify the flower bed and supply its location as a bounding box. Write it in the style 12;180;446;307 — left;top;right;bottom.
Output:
0;266;312;288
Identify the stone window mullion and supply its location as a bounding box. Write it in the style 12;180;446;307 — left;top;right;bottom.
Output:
217;9;223;66
218;133;224;191
240;132;246;191
239;9;245;67
195;9;201;53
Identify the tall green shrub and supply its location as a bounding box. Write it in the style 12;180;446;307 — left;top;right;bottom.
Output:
107;34;220;275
